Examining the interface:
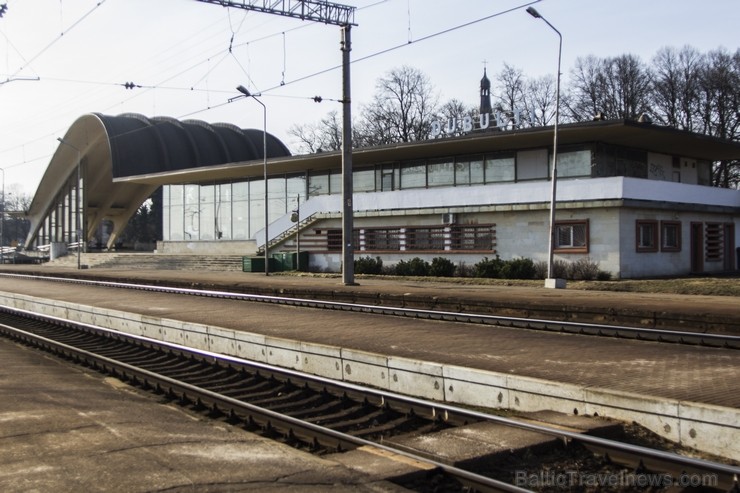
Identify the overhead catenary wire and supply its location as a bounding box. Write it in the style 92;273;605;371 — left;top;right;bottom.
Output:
3;0;108;85
2;0;541;179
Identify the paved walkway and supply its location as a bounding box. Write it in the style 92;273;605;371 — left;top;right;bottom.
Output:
2;264;739;333
1;266;738;409
0;338;404;492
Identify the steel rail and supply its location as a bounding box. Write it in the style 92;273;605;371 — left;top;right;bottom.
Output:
1;272;738;349
1;306;738;491
0;320;528;493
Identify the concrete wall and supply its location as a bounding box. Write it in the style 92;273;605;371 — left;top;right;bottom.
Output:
157;240;258;255
270;177;739;278
619;209;739;279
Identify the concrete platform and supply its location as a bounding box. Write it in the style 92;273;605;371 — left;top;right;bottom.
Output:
3;264;740;333
0;338;413;492
0;265;738;461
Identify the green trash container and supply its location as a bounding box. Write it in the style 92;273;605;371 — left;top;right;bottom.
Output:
242;256;263;272
292;251;309;272
272;252;291;272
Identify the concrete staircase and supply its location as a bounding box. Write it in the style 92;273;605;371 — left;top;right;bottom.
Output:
47;252;246;272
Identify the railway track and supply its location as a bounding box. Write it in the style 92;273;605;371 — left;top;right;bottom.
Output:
1;307;737;492
2;272;739;349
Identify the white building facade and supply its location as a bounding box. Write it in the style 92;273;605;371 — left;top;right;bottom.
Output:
160;119;740;279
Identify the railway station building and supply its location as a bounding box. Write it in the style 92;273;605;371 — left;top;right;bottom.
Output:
23;90;740;280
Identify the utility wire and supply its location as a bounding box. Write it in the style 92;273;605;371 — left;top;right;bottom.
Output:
3;0;538;172
2;0;107;85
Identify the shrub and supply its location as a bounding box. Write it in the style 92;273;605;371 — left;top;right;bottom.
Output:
501;257;537;279
474;256;505;278
394;257;430;276
430;257;456;277
535;259;570;279
568;257;601;280
354;256;383;275
455;261;473;278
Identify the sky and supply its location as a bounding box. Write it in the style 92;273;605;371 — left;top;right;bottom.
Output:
1;0;738;198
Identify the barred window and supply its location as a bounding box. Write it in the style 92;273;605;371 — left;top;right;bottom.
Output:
636;220;658;252
327;229;342;251
406;227;446;250
661;221;681;252
452;225;495;251
555;220;589;253
364;228;402;250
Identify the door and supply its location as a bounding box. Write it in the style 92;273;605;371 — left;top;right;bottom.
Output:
690;222;703;274
723;223;735;271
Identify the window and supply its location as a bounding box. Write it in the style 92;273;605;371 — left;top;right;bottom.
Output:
557;150;591;178
428;158;455;187
327;229;342;251
455;159;470;186
452;225;496;251
308;172;329;196
353;167;376;192
406;227;446;250
484;154;515;183
400;161;426;189
661;221;681;252
555;220;589;253
516;149;548;180
636;220;658;252
364;228;402;250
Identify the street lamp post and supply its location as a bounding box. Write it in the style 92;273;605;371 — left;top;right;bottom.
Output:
236;85;269;276
56;137;83;270
526;6;565;289
0;167;4;265
292;194;301;271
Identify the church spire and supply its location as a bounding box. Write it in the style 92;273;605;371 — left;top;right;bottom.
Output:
480;66;492;114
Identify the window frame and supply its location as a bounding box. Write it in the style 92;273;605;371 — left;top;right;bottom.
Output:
660;221;681;252
553;220;589;254
636;220;659;252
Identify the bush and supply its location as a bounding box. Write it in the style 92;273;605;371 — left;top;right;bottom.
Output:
456;261;473;278
354;256;383;275
501;257;537;279
394;257;430;276
535;259;570;279
568;257;601;280
474;256;505;278
430;257;456;277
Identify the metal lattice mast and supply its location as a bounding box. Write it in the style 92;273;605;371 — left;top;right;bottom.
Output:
195;0;358;285
195;0;355;26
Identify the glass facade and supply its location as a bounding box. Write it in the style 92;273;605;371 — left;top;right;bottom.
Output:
162;148;594;241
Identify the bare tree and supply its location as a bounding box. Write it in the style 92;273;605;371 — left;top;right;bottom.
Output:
650;46;703;131
355;66;439;146
2;186;31;247
523;74;559;125
565;55;607;121
434;98;477;135
566;54;651;120
696;48;740;188
605;54;652;119
288;110;343;154
495;63;526;115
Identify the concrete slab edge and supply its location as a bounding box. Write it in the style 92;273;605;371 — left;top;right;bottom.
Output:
2;291;738;461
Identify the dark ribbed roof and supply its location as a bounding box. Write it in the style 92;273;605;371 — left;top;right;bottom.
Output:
96;113;291;178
